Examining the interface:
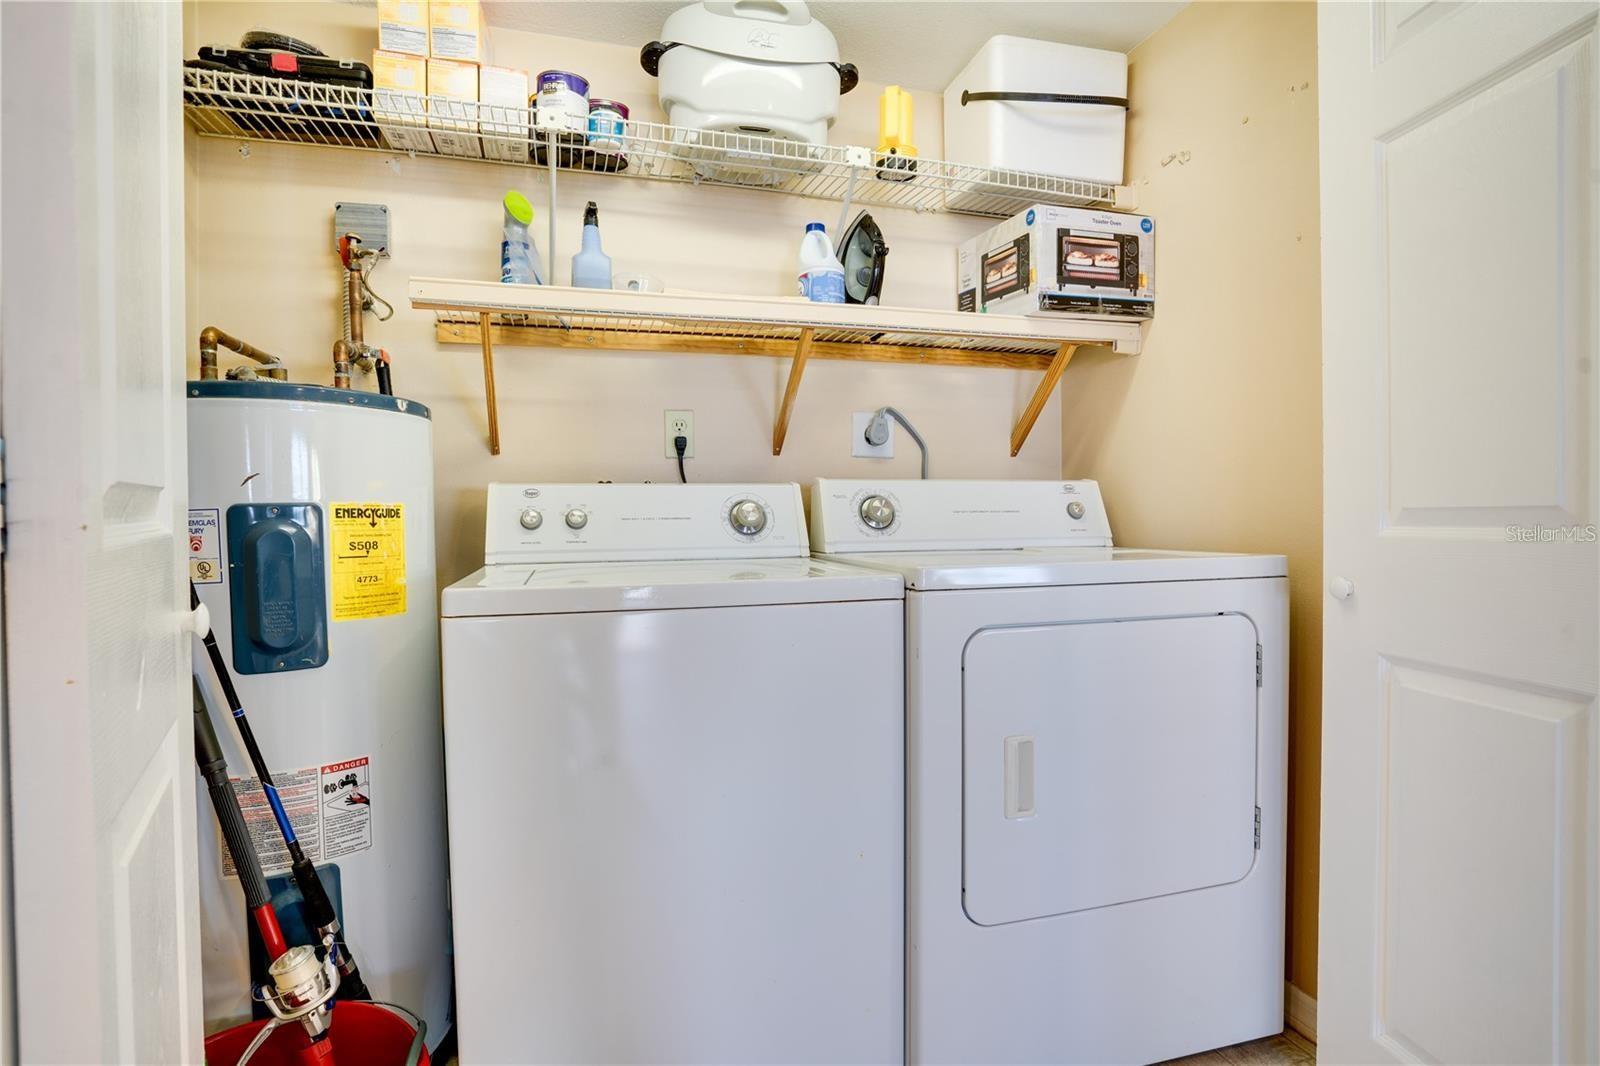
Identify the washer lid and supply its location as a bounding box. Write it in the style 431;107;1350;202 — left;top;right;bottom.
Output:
442;557;903;616
815;547;1288;590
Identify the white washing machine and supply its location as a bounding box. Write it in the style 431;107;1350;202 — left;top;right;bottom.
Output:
442;483;905;1064
811;478;1289;1065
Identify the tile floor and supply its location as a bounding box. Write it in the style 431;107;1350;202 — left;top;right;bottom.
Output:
1161;1026;1317;1066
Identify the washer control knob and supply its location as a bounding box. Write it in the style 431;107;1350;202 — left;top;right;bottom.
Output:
860;495;896;530
519;507;544;530
1066;501;1086;520
564;508;589;530
728;499;767;536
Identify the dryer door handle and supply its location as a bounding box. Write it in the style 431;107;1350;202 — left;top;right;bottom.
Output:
1004;735;1036;819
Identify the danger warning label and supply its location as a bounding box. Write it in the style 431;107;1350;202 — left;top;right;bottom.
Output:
330;501;407;621
219;754;373;878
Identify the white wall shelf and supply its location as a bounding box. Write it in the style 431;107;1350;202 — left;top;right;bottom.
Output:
183;68;1133;219
410;277;1143;457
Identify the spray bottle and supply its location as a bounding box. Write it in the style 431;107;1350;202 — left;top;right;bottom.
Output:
570;201;613;289
501;190;544;285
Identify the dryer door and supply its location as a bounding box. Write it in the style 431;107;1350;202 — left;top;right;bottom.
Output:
962;613;1259;926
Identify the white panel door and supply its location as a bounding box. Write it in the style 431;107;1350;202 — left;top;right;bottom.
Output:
1319;3;1598;1064
1;2;200;1062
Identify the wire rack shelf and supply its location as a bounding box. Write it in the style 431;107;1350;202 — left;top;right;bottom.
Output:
182;67;1127;219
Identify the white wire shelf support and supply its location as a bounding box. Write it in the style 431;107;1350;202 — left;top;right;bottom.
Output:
182;67;1132;219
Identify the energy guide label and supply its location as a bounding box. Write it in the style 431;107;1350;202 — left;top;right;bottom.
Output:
219;755;374;878
331;501;407;620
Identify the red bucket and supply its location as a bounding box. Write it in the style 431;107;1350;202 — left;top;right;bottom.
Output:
204;1002;430;1066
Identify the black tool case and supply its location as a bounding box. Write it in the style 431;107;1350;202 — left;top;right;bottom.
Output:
187;47;378;143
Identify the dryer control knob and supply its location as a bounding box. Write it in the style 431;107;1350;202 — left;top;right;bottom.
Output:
729;499;767;536
564;508;589;530
519;507;543;530
860;495;896;530
1066;501;1086;520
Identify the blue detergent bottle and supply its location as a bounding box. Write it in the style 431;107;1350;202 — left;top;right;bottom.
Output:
570;201;613;289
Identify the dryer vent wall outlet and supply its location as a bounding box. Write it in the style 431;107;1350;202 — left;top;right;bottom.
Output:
852;412;894;459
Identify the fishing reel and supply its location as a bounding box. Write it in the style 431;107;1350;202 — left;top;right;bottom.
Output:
261;938;342;1039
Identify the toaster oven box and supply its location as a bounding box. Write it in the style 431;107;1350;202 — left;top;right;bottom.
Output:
956;204;1154;319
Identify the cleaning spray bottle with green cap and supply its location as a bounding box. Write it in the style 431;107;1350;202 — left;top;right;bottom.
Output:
570;201;613;289
501;190;543;285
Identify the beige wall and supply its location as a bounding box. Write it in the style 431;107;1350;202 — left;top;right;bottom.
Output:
1060;1;1324;996
186;2;1063;590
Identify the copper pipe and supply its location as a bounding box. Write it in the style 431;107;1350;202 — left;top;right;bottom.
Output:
346;266;364;349
198;326;287;381
332;339;353;390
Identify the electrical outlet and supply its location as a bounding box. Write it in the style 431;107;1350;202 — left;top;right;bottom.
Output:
664;410;695;459
852;411;894;459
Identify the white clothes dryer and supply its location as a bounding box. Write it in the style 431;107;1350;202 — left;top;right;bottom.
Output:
812;478;1289;1065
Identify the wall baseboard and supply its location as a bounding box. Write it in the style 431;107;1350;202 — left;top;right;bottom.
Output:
1284;982;1317;1042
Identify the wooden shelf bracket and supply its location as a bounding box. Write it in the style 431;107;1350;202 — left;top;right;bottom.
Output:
479;312;501;455
1010;342;1079;457
771;328;815;456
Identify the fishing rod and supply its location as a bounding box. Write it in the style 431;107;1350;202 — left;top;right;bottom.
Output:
195;677;341;1066
194;675;289;965
191;582;372;1003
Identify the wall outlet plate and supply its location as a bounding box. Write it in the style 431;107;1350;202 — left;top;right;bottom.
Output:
664;410;694;459
852;412;894;459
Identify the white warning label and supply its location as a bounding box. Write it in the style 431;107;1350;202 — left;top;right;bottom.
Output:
219;754;373;878
319;756;373;860
189;508;223;585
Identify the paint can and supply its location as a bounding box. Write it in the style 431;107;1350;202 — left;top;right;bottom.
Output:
536;70;589;133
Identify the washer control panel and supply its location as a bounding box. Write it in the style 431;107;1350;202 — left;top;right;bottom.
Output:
486;483;807;564
809;479;1113;552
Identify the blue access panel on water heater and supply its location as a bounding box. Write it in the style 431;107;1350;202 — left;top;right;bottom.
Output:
226;503;329;674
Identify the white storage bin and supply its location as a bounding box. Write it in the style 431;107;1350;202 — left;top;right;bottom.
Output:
942;35;1128;184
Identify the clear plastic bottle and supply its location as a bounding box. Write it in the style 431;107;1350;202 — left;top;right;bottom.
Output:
570;201;613;289
500;190;543;285
797;221;845;303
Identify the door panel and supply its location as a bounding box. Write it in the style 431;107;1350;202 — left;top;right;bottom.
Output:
1382;34;1591;529
1378;662;1589;1064
962;614;1259;926
1319;3;1598;1063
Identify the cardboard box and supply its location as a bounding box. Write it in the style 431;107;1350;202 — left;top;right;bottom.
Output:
427;57;481;158
478;65;530;162
956;204;1155;319
377;0;428;56
429;0;482;62
372;50;433;153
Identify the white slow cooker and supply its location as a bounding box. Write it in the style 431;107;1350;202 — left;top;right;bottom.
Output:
641;0;859;146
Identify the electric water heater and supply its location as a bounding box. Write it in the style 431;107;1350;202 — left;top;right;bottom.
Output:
187;381;450;1048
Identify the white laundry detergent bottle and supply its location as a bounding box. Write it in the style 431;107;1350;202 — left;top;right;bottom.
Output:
797;222;845;303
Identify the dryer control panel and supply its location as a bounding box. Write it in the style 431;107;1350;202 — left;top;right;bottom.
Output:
485;482;810;564
809;479;1113;552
